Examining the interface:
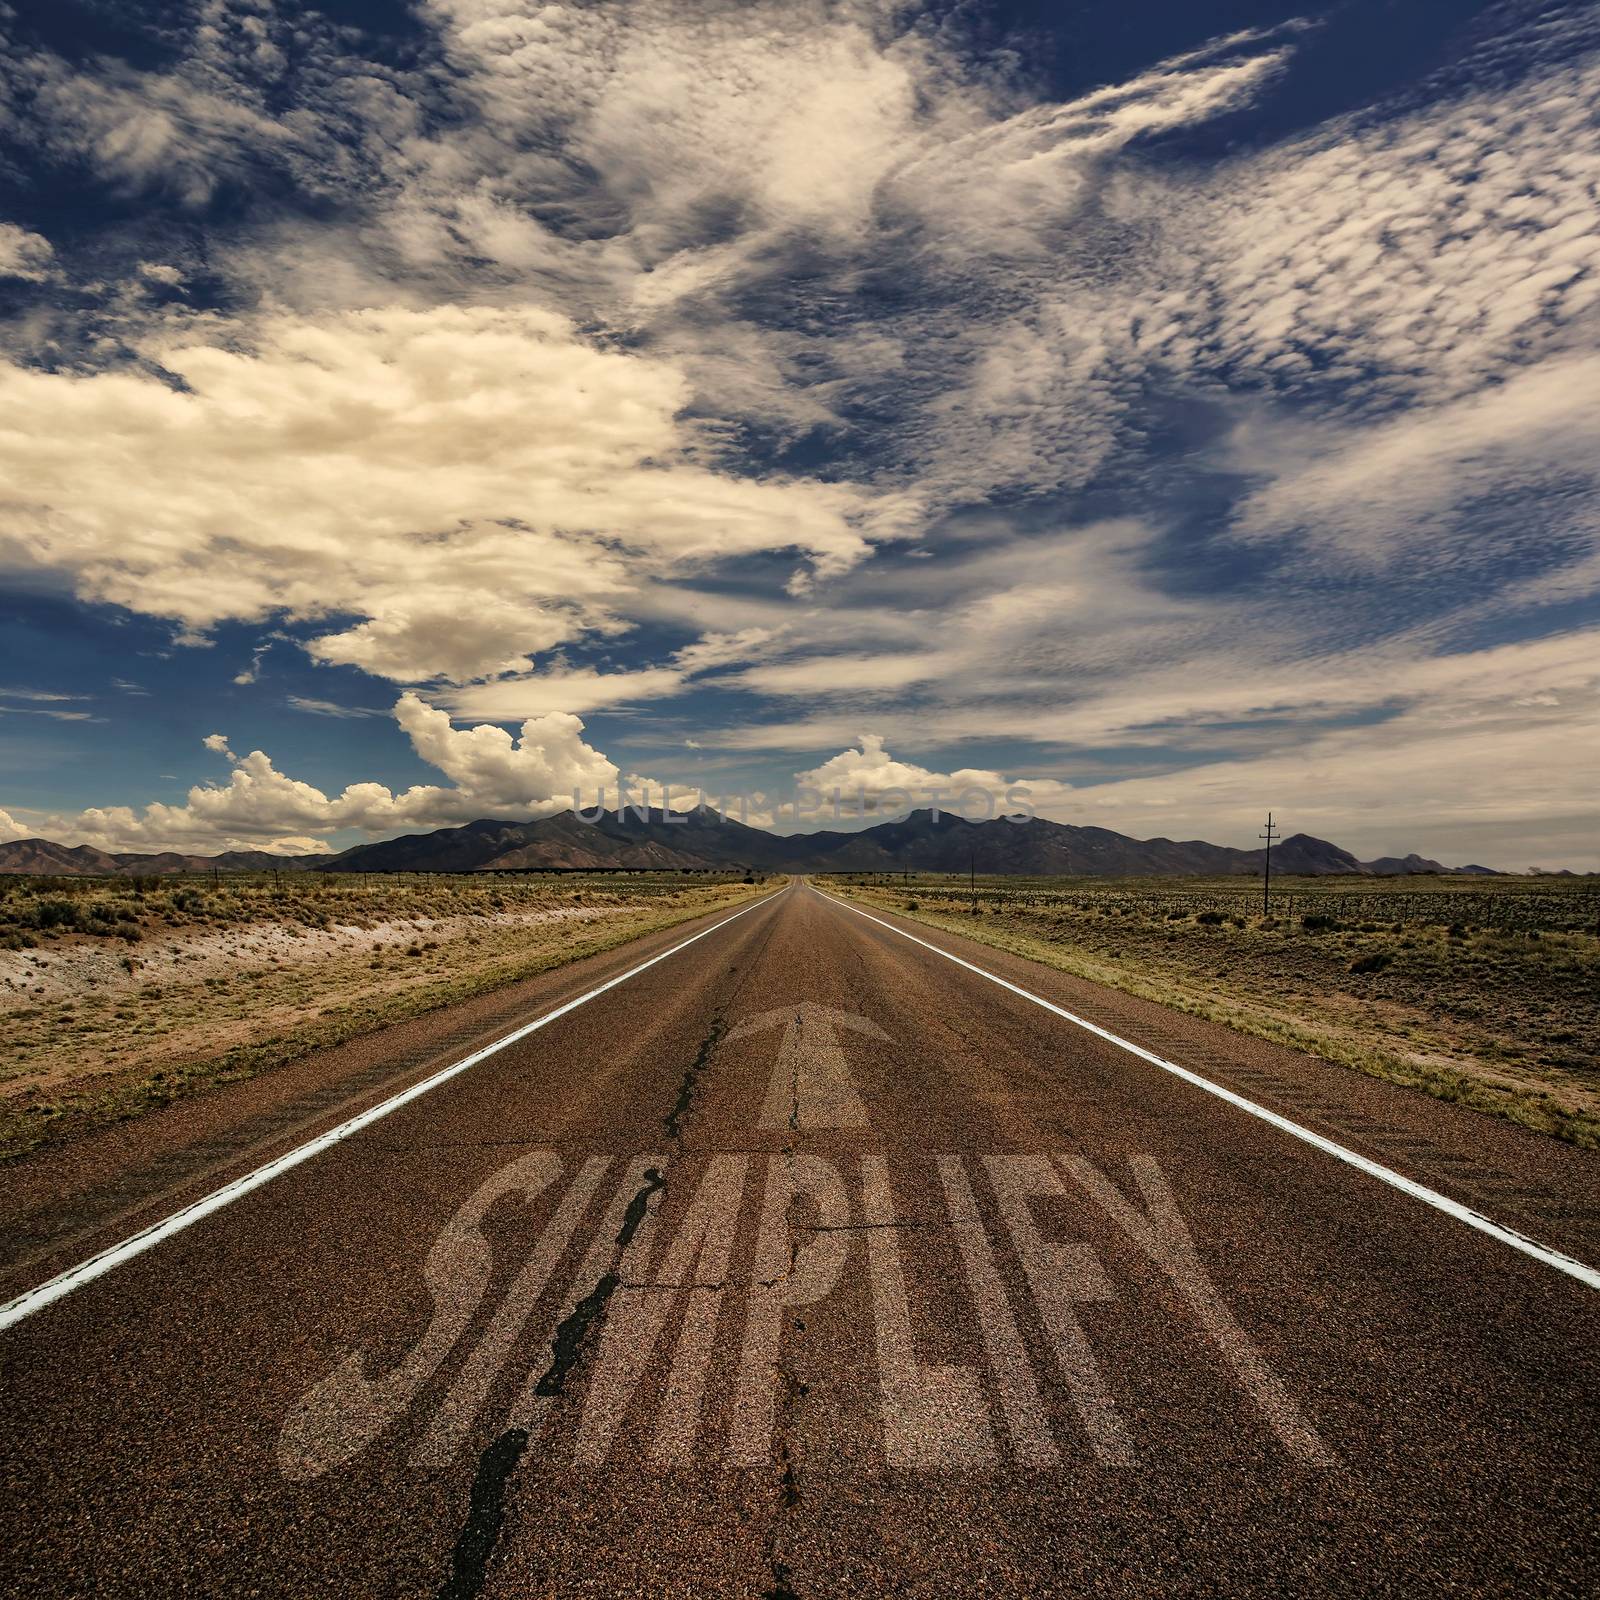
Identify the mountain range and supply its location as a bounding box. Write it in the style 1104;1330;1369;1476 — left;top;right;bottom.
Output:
0;808;1504;878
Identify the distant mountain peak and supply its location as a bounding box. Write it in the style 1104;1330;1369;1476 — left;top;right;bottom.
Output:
0;811;1511;878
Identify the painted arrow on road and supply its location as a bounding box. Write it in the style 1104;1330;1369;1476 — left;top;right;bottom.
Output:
727;1001;888;1129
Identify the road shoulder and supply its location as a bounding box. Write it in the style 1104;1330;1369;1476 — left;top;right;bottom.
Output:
816;883;1600;1268
0;883;787;1300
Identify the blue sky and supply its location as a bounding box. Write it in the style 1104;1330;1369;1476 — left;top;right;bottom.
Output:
1;0;1597;867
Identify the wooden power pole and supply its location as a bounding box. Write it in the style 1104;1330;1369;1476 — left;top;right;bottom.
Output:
1259;811;1280;916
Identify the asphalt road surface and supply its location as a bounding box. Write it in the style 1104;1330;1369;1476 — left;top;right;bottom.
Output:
3;879;1597;1598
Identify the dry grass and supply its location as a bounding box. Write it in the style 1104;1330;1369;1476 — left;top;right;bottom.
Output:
0;872;773;1160
830;873;1600;1147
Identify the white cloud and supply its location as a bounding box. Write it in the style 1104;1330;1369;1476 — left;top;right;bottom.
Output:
0;807;28;843
286;696;384;719
1055;636;1600;870
888;39;1293;269
878;15;1600;513
35;693;628;854
438;667;688;720
736;652;945;698
4;4;1599;872
391;691;618;812
671;628;781;674
231;640;273;686
709;517;1199;720
0;305;897;683
0;223;55;282
1230;351;1600;573
795;733;1070;816
0;685;97;722
4;10;345;213
797;732;1003;801
12;627;1599;865
1146;38;1600;415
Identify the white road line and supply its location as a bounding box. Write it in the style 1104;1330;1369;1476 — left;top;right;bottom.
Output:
815;885;1600;1293
0;889;785;1334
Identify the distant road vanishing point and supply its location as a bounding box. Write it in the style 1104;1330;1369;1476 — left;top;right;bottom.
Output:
2;880;1595;1598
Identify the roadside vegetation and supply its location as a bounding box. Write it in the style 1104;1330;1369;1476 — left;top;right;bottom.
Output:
0;871;773;1160
830;873;1600;1147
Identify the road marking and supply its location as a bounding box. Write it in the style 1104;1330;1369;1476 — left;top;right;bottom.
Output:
938;1156;1061;1469
577;1153;749;1466
0;890;783;1335
411;1155;612;1468
982;1155;1131;1465
862;1154;996;1470
1062;1153;1331;1465
728;1152;852;1468
815;886;1600;1294
279;1147;1328;1474
280;1149;567;1481
505;1153;667;1438
728;1001;883;1129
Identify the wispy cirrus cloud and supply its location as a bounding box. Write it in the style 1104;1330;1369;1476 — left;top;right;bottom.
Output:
0;688;96;721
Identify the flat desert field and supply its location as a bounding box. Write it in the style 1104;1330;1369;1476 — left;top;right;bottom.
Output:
832;873;1600;1147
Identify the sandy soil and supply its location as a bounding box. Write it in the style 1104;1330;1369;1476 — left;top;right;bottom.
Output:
0;904;622;1010
0;878;768;1157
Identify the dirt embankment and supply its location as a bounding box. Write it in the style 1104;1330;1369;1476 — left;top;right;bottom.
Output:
0;875;770;1158
0;903;617;1012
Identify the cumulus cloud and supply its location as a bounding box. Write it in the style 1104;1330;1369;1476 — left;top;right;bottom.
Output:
798;732;1005;802
0;305;897;683
796;733;1070;816
35;692;627;853
391;691;619;812
0;807;28;843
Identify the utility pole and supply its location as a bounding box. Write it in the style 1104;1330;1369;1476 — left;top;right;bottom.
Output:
1259;811;1280;916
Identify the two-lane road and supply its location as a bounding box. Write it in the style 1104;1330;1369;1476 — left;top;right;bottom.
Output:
2;879;1596;1597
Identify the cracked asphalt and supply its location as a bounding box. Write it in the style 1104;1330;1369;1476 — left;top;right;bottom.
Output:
2;879;1597;1598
